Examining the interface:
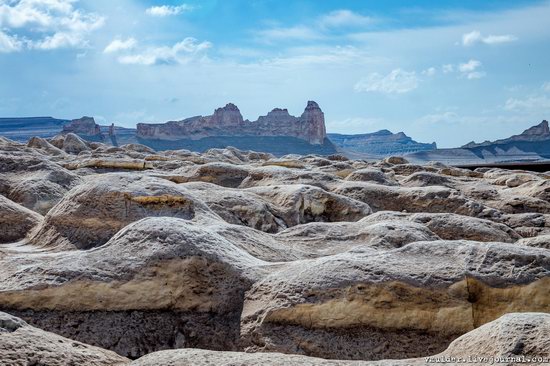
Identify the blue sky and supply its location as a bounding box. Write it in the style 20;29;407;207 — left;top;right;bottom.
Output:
0;0;549;147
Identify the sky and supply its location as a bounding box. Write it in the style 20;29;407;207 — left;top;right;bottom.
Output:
0;0;549;147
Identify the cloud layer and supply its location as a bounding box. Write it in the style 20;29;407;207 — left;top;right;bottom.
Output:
0;0;104;51
355;69;419;94
462;30;517;46
145;4;193;17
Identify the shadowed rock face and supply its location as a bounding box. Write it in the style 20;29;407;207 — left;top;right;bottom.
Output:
1;136;550;364
136;101;327;145
0;311;128;366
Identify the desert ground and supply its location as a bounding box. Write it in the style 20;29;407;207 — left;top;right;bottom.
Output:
1;133;550;365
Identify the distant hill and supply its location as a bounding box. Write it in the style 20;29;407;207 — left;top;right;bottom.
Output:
0;117;69;142
406;120;550;165
329;130;436;157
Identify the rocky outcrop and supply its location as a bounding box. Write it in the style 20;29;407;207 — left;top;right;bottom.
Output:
132;312;550;365
0;195;42;243
240;241;550;360
63;116;102;136
29;174;216;249
137;101;327;145
3;140;550;364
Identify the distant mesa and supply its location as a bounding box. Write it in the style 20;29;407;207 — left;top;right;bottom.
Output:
0;117;69;142
329;129;437;157
137;101;327;145
461;120;550;148
63;116;101;136
406;120;550;165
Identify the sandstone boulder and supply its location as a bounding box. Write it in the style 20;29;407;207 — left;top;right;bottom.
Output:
62;133;91;154
26;136;65;156
345;168;397;185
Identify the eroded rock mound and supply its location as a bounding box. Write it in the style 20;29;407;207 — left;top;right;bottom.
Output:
1;141;550;364
0;195;42;243
29;174;215;249
240;241;550;360
1;217;264;358
0;312;128;366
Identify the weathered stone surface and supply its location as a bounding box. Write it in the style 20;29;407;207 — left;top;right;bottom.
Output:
29;174;215;249
333;182;498;218
0;312;128;366
1;217;264;358
1;141;550;364
0;149;81;214
240;241;550;360
131;312;550;365
62;133;92;154
345;168;397;185
26;136;66;156
0;195;42;243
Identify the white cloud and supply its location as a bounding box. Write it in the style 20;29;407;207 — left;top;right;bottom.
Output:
462;30;517;46
457;59;486;79
0;0;104;51
458;59;481;73
504;95;550;112
104;38;137;54
0;30;22;53
260;45;378;67
542;82;550;92
145;4;193;17
422;67;436;76
442;64;454;73
319;10;373;28
117;37;211;66
355;69;419;94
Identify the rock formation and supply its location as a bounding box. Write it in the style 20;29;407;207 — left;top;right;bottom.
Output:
0;312;129;366
0;117;69;143
137;101;327;145
407;120;550;165
0;134;550;364
63;116;102;136
329;130;436;157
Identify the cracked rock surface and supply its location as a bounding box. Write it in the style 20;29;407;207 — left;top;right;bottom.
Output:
1;137;550;364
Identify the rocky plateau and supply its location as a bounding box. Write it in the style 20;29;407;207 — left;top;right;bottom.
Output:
1;133;550;365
